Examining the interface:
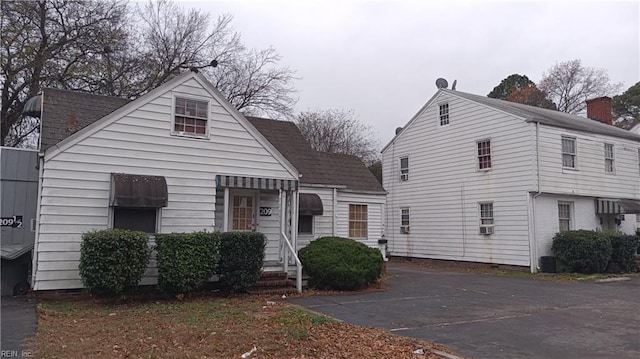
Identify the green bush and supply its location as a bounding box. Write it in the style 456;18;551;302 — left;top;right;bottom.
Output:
217;232;267;293
299;236;383;291
79;229;151;296
551;230;612;274
607;234;639;273
155;231;220;295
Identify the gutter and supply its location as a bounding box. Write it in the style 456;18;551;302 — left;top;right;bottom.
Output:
31;152;45;289
529;121;542;273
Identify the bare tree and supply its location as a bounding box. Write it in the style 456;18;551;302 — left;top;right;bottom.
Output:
296;109;380;165
1;0;297;147
1;0;130;146
539;59;622;114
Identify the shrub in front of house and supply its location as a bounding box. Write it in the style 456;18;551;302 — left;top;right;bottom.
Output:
299;236;383;291
217;232;267;293
551;230;612;274
155;231;220;295
607;234;640;273
79;229;151;296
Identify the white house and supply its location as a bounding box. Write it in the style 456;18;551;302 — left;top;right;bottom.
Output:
29;70;302;291
382;89;640;272
246;117;387;253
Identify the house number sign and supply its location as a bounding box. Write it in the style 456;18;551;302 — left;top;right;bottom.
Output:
1;215;23;228
259;207;272;216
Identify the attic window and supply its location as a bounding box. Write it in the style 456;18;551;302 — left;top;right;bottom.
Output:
174;97;208;137
439;103;449;126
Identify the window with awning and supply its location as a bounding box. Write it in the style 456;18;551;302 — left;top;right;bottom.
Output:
299;193;323;216
595;199;640;214
110;173;168;208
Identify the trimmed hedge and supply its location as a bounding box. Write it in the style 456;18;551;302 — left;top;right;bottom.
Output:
607;234;639;273
217;232;267;293
155;231;220;295
551;230;612;274
79;229;151;296
299;236;383;291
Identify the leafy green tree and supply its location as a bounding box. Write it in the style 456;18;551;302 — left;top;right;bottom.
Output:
612;82;640;129
487;74;534;99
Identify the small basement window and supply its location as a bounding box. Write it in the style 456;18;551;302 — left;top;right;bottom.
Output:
174;97;208;137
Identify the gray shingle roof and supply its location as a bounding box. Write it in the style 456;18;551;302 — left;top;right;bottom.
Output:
40;88;131;151
444;89;640;141
247;116;385;193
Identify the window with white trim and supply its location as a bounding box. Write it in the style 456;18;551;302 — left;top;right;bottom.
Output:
113;208;158;234
477;139;492;170
439;103;449;126
400;157;409;181
298;215;313;234
479;202;494;234
400;208;410;233
349;204;368;238
558;202;573;232
561;136;577;169
604;143;615;174
174;97;208;137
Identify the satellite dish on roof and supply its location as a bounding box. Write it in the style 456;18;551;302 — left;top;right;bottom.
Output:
436;78;448;89
452;80;457;91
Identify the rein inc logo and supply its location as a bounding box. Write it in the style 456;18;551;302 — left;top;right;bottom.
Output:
1;350;32;358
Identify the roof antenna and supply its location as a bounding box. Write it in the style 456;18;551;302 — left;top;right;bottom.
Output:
452;80;457;91
435;78;448;89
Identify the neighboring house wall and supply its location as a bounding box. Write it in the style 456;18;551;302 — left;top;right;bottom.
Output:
34;76;296;290
383;91;536;267
538;124;640;198
534;194;637;260
335;192;386;249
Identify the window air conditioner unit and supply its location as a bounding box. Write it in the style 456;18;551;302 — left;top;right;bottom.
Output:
400;225;410;234
480;226;494;235
400;173;409;181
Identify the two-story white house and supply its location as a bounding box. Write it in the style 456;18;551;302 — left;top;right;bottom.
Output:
382;90;640;272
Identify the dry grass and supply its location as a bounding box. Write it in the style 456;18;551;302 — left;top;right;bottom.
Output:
35;295;456;359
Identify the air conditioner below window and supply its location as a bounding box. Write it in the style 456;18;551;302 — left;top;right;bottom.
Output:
479;225;494;235
400;173;409;181
400;225;410;234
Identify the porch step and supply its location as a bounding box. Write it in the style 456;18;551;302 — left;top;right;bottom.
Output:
248;271;297;295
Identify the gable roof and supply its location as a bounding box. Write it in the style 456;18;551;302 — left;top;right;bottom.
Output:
40;88;131;151
38;71;298;179
246;116;385;193
384;88;640;152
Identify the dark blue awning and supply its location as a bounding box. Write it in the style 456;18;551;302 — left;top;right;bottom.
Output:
215;175;297;191
23;95;42;118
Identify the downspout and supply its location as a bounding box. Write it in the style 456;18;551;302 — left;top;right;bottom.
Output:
332;187;337;236
529;121;542;272
31;153;44;289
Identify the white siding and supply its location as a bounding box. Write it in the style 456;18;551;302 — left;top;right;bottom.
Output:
382;91;536;267
297;187;335;250
258;191;282;262
34;76;296;290
335;192;386;248
538;125;640;198
533;194;637;266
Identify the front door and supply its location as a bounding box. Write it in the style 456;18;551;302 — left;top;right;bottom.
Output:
232;195;255;231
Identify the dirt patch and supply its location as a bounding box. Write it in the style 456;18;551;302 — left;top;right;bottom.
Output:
35;295;457;358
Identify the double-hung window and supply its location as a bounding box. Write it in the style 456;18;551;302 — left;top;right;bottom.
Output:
562;136;577;169
400;157;409;181
439;103;449;126
604;143;615;174
558;202;573;232
477;139;492;170
479;202;494;234
349;204;368;238
174;97;208;137
400;208;410;233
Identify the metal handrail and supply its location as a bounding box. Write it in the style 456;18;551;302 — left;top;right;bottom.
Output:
281;230;303;293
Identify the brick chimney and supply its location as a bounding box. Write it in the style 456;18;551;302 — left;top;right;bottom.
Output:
586;96;612;125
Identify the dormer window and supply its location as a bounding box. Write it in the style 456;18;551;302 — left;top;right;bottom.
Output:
174;97;208;137
439;103;449;126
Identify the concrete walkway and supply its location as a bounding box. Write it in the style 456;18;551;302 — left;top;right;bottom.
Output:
290;262;640;359
1;295;37;358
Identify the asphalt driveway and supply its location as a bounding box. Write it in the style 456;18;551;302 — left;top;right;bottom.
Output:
1;295;37;358
289;262;640;359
